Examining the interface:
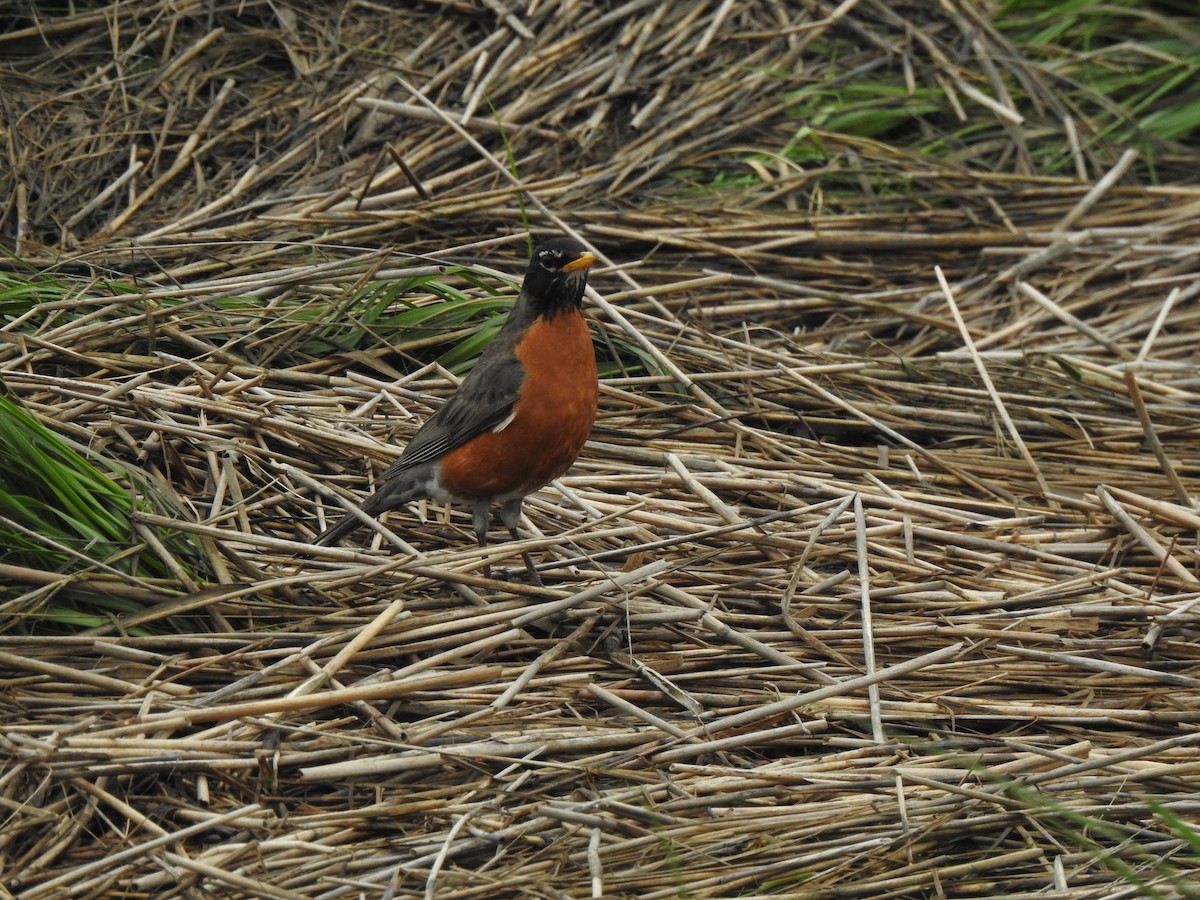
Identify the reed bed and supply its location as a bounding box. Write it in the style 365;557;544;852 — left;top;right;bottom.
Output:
2;1;1200;897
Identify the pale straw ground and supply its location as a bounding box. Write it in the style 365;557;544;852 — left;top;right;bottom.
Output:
2;2;1199;897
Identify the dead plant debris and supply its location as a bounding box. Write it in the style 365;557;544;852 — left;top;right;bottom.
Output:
2;1;1200;897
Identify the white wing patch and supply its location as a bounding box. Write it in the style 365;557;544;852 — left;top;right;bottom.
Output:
491;410;516;433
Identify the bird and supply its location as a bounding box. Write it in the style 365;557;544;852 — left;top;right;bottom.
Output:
313;236;599;581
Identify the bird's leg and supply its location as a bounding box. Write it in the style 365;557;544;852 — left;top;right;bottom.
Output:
472;498;493;579
500;497;541;585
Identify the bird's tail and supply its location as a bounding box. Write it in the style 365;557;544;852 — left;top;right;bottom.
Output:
311;478;420;547
313;512;367;547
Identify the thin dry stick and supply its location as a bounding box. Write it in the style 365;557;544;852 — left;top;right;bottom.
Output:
113;665;509;736
426;809;477;900
654;582;837;685
937;267;1053;503
0;649;191;698
157;851;307;900
1136;286;1181;363
1058;148;1139;230
1062;115;1087;180
64;159;145;230
1123;371;1192;508
1096;486;1198;588
654;642;964;762
101;78;236;238
1103;485;1200;531
695;0;737;54
781;366;1005;501
588;683;693;739
407;615;603;746
588;827;603;899
287;596;408;697
511;558;675;627
854;493;884;743
1015;280;1131;360
957;81;1024;124
996;644;1200;689
21;804;264;900
300;730;658;781
1021;732;1200;786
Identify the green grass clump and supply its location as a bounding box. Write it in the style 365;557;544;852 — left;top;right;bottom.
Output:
678;0;1199;200
0;393;207;629
293;266;516;372
998;0;1200;149
293;265;652;378
784;84;947;151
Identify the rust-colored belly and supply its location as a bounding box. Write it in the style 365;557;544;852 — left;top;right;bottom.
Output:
438;312;597;500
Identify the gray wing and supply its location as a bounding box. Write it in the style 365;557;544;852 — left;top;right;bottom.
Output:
381;326;526;480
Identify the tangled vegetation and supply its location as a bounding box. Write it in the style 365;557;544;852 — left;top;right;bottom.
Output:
2;1;1199;896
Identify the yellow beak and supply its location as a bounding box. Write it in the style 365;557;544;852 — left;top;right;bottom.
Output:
561;251;597;273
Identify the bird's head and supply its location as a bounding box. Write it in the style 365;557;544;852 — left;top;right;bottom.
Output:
522;237;597;316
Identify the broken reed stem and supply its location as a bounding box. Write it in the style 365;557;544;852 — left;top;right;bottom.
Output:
1123;371;1192;508
5;3;1200;897
937;266;1054;504
854;493;884;743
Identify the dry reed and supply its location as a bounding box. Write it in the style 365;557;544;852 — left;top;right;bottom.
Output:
2;1;1199;897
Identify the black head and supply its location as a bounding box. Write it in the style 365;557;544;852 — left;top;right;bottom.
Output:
521;237;596;316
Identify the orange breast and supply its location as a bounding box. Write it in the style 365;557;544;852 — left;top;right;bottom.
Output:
438;312;597;500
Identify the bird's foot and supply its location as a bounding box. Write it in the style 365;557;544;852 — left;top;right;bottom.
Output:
480;558;544;587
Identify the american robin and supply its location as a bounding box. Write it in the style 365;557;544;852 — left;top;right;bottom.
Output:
314;236;599;580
